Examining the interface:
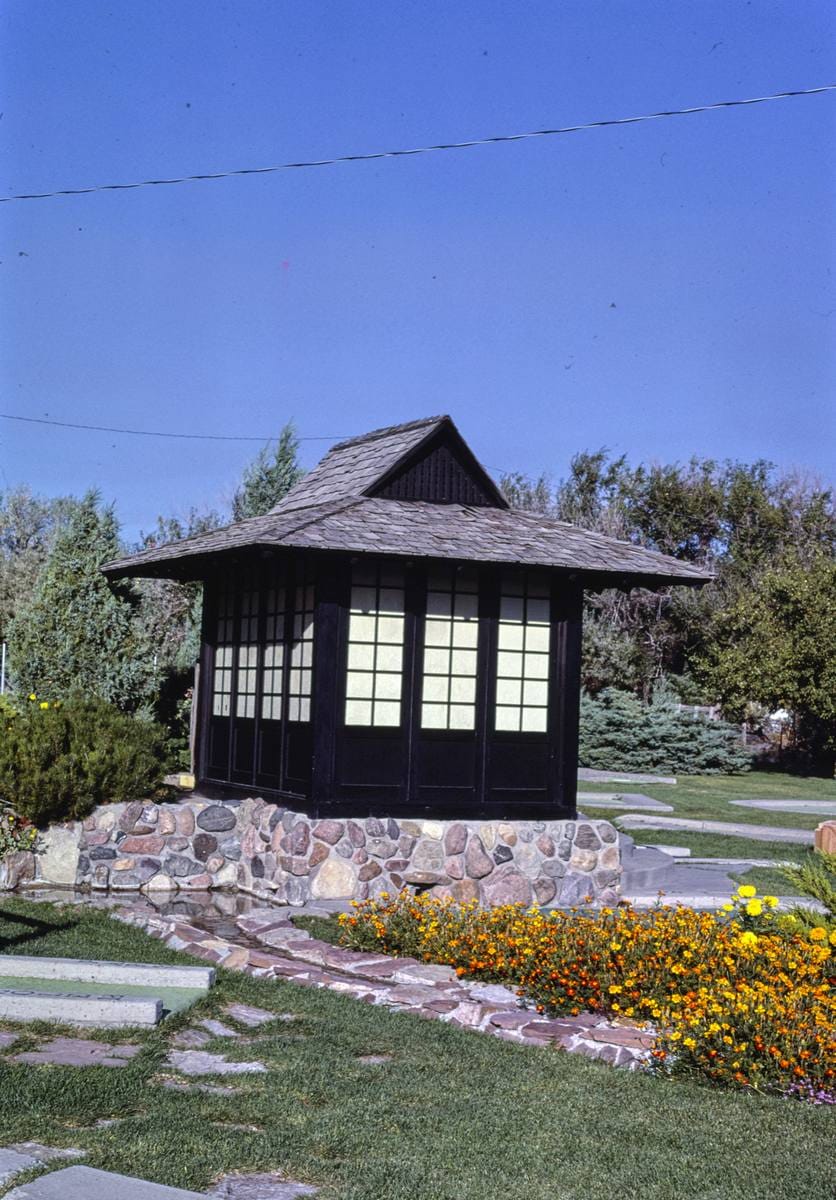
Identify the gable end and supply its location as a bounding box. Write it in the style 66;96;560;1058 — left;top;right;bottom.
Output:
370;426;507;507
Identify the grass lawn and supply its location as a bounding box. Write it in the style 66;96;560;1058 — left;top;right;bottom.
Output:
0;898;833;1200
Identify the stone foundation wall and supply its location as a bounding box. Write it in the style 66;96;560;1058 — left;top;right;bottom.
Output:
4;797;621;906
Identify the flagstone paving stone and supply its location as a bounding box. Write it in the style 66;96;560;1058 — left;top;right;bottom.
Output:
223;1003;276;1028
3;1165;205;1199
729;798;836;816
616;814;815;843
208;1172;318;1198
165;1050;267;1076
12;1037;142;1068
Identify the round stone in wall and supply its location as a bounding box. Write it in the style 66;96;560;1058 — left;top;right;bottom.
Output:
196;805;237;833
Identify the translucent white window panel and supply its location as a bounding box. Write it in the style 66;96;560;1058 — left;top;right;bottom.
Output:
451;649;477;676
348;642;375;671
376;644;403;672
523;679;549;707
449;704;475;729
427;590;453;617
346;671;374;699
525;624;550;653
425;618;452;647
422;675;449;703
525;653;550;679
452;620;479;648
422;703;448;728
500;596;524;622
521;707;548;732
497;650;523;678
450;676;476;703
348;613;377;642
345;699;373;725
377;615;404;644
293;614;314;640
350;585;377;613
374;673;402;701
527;598;550;625
262;696;281;721
374;701;401;726
496;678;522;705
497;623;524;651
496;706;521;731
379;588;405;614
424;647;451;675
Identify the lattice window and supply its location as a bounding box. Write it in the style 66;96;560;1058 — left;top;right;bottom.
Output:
261;580;286;722
495;573;551;732
288;571;315;722
211;583;235;717
421;567;479;730
235;586;260;719
345;563;405;727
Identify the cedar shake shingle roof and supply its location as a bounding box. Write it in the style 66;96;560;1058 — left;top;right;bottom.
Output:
102;416;712;588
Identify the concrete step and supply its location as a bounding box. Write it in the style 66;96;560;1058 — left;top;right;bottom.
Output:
0;988;162;1027
0;956;214;990
616;814;815;844
618;834;674;891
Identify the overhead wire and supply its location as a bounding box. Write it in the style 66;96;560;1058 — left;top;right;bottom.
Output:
1;84;833;204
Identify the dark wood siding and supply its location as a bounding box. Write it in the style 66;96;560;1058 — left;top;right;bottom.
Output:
373;428;500;506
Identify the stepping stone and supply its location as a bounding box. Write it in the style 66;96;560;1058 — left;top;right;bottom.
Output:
12;1037;142;1068
577;792;674;812
356;1054;392;1066
159;1079;241;1096
172;1028;211;1049
0;1149;40;1187
729;799;836;816
199;1019;238;1038
224;1003;276;1028
467;982;521;1006
579;768;677;785
6;1145;85;1166
615;815;815;844
165;1050;267;1076
208;1172;318;1198
3;1164;205;1198
0;1031;19;1049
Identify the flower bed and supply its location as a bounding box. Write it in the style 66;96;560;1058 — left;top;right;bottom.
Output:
338;888;835;1103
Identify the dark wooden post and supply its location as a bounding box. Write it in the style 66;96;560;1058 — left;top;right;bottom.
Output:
550;576;583;817
310;557;345;815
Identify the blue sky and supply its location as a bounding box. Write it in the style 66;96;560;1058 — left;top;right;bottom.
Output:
1;1;834;541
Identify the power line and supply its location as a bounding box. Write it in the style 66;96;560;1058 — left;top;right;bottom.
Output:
2;84;833;205
0;412;346;442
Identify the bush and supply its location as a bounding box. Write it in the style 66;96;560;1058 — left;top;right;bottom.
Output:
579;687;752;774
0;694;169;826
338;890;835;1101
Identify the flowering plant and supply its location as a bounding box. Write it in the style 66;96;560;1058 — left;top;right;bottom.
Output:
0;802;38;858
338;889;834;1102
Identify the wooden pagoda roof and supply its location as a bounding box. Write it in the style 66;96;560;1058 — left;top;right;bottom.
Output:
103;415;712;589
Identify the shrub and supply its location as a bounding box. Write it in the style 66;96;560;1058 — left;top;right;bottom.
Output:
579;687;752;774
338;889;834;1101
0;694;169;826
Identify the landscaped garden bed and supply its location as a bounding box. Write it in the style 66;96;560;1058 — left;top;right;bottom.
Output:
0;896;833;1200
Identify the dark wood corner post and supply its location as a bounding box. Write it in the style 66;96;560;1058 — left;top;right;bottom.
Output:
550;577;584;818
310;559;345;816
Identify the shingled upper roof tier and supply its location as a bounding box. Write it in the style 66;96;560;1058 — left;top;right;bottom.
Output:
102;415;712;587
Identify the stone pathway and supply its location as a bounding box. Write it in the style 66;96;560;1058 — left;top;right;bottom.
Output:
615;814;815;844
729;798;836;816
100;897;654;1069
0;1145;84;1187
165;1050;267;1076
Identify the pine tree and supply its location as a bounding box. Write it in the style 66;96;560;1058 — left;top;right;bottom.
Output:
231;423;304;520
7;491;152;710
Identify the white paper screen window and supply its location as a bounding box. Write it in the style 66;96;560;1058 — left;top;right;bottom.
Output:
495;573;551;732
345;564;405;727
421;568;479;730
261;582;286;721
212;645;233;717
234;588;260;719
287;576;315;722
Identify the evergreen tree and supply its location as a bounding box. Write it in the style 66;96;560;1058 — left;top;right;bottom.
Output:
7;491;151;710
231;423;304;520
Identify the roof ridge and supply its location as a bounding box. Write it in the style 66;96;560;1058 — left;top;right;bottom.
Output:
331;414;448;451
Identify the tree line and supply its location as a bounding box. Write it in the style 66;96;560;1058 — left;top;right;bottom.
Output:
1;430;833;773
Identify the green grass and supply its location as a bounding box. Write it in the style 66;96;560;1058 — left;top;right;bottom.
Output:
0;898;833;1200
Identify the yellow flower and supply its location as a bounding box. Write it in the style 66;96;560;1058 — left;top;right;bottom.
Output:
763;895;779;909
608;984;623;994
809;927;827;943
737;885;756;899
721;903;734;913
28;693;37;701
683;1037;697;1049
739;930;758;948
745;900;763;917
38;701;49;710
